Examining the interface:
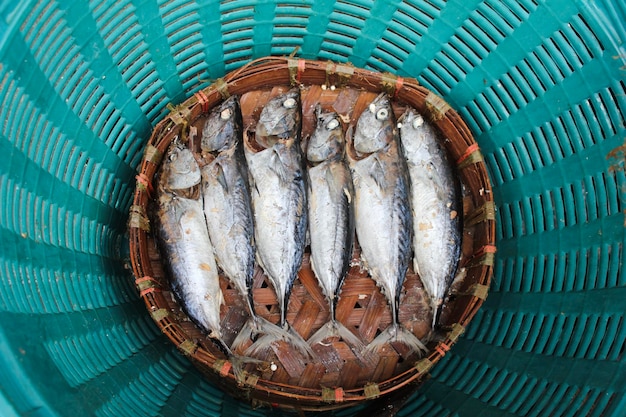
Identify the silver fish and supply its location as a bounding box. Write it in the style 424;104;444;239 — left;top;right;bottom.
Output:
156;139;224;345
200;96;293;350
200;96;255;326
305;106;364;351
398;108;461;327
347;93;426;355
243;89;312;357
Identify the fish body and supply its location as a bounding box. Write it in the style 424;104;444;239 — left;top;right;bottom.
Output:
156;140;224;342
347;93;425;354
200;96;256;320
399;108;461;326
306;106;353;307
306;107;363;350
244;89;307;329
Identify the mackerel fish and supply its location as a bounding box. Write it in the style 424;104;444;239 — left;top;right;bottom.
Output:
200;95;294;351
346;93;426;355
243;89;313;358
156;139;226;349
305;106;364;352
398;108;461;327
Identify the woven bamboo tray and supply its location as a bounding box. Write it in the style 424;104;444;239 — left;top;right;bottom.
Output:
128;57;495;411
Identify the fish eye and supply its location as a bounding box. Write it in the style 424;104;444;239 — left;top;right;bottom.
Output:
169;152;177;162
220;108;232;120
412;115;424;129
326;119;339;130
283;98;297;109
376;108;389;120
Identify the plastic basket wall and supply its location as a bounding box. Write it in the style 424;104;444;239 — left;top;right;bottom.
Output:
0;0;623;416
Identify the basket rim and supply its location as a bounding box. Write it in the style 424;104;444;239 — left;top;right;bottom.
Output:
128;56;496;410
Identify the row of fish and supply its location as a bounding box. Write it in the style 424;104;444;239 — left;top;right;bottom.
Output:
155;88;461;363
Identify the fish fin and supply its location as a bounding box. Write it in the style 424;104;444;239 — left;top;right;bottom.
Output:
269;147;290;185
243;333;275;357
231;316;294;352
215;162;229;193
370;154;387;189
230;319;256;353
228;354;268;383
287;325;317;359
431;297;444;329
308;321;373;364
366;325;427;356
243;323;317;360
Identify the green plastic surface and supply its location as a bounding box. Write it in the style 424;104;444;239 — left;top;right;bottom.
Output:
0;0;624;416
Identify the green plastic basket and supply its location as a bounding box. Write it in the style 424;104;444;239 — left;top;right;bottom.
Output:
0;0;624;416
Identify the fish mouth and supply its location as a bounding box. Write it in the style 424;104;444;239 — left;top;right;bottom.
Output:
244;127;265;153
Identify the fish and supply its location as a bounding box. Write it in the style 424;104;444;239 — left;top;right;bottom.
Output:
156;139;226;350
398;108;461;327
346;93;426;355
199;95;294;351
243;88;313;358
305;106;364;352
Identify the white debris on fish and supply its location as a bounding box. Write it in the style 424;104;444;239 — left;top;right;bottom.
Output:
156;139;226;349
243;88;314;358
305;106;365;353
398;108;461;328
347;93;426;355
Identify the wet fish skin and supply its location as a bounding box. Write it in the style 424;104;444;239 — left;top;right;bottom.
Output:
399;108;461;327
156;140;224;343
200;96;256;321
306;107;363;350
347;93;426;355
244;88;307;329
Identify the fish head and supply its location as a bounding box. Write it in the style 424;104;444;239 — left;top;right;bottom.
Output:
256;88;302;146
398;108;435;158
161;140;201;191
201;95;242;153
353;93;395;154
307;105;344;163
398;107;425;144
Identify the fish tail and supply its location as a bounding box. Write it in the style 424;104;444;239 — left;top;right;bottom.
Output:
287;325;317;359
393;325;428;356
366;324;427;356
228;354;268;383
431;297;444;329
308;320;374;364
230;319;257;353
243;322;317;360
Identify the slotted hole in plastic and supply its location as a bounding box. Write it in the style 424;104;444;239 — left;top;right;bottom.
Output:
158;0;207;92
94;354;182;416
46;317;158;388
370;37;406;72
18;5;144;177
186;381;224;413
462;11;612;141
435;49;467;86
